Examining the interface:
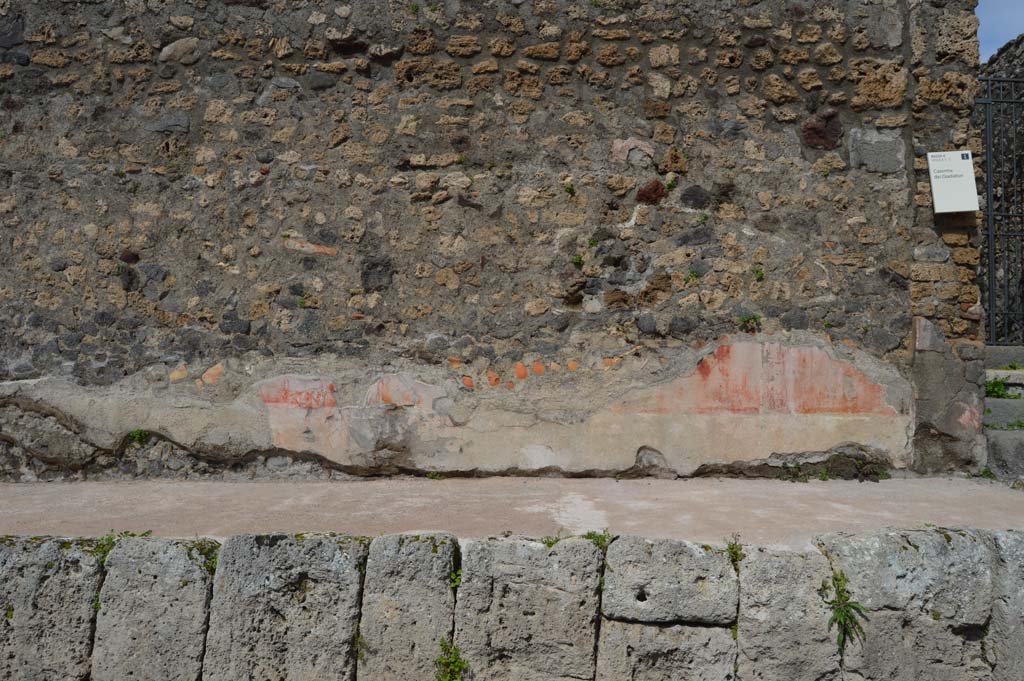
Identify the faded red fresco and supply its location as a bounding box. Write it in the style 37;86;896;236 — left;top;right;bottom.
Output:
258;373;451;459
613;342;898;416
364;373;445;410
258;377;337;409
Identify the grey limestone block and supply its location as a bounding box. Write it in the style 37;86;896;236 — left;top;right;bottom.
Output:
202;534;368;681
358;532;457;681
454;536;603;681
0;537;104;681
736;547;840;681
989;530;1024;681
818;529;994;681
91;537;217;681
602;535;738;625
595;618;736;681
849;127;906;174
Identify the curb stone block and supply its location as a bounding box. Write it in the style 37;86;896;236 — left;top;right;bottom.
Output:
0;537;103;681
817;529;994;681
91;537;216;681
202;534;367;681
453;537;602;681
602;535;738;625
736;547;840;681
595;619;736;680
358;533;457;681
990;530;1024;681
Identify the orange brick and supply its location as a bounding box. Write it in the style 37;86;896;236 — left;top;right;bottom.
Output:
487;370;501;386
531;361;545;375
462;375;475;389
515;362;529;379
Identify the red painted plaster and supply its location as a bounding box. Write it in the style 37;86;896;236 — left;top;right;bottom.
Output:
612;342;897;417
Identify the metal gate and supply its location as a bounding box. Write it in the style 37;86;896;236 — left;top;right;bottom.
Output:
980;77;1024;345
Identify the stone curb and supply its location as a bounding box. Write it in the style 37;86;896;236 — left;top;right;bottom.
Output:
0;529;1020;680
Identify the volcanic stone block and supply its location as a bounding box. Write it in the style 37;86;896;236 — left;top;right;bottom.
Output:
990;530;1024;681
595;619;735;680
849;127;906;174
602;535;738;625
202;534;368;681
453;537;602;681
0;537;103;680
818;529;994;681
736;547;840;681
91;538;217;681
358;533;457;681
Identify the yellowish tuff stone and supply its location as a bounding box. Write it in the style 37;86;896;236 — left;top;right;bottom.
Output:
762;74;799;104
201;363;225;385
524;299;551;316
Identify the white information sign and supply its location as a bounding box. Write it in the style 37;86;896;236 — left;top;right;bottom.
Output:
927;151;980;214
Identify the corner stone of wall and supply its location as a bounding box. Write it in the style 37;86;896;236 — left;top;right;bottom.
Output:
2;529;1023;680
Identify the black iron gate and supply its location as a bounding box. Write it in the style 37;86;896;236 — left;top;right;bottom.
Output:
980;77;1024;345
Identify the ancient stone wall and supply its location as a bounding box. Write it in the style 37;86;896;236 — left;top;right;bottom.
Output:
0;0;986;478
1;529;1021;680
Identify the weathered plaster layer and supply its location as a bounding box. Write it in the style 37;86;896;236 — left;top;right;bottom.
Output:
0;334;914;476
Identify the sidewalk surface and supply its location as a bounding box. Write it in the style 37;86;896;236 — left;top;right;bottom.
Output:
1;477;1021;550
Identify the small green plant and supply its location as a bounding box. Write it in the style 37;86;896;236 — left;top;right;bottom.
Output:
725;534;745;574
588;238;598;247
820;569;868;660
457;154;468;165
698;213;709;224
409;2;420;14
126;429;151;446
979;467;997;481
570;254;584;270
450;569;462;590
589;0;602;7
4;603;12;621
187;539;220;576
685;269;700;282
86;530;153;565
540;535;562;548
666;177;678;191
988;419;1024;431
822;320;835;329
751;266;765;282
426;471;444;480
564;183;576;196
354;631;369;663
435;639;470;681
818;468;831;481
780;462;810;483
298;297;308;309
1002;363;1024;370
986;378;1021;399
737;314;761;333
582;529;615;552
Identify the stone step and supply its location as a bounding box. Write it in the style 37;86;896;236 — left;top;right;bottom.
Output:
985;345;1024;370
985;398;1024;427
986;369;1024;398
988;429;1024;481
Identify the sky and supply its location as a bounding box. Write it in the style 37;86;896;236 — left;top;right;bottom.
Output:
978;0;1024;62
